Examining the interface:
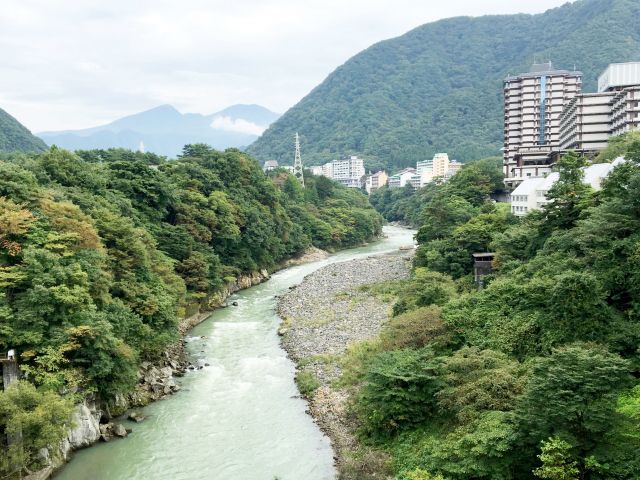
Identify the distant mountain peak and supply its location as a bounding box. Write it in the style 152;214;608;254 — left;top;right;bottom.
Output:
37;103;281;158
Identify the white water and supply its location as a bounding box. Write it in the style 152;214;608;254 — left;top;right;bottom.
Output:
54;225;415;480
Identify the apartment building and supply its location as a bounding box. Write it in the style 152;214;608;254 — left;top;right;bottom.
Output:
320;156;365;188
558;62;640;154
388;168;416;188
365;170;389;194
417;153;450;186
558;92;615;152
503;62;582;189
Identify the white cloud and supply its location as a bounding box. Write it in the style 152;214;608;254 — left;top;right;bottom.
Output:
210;116;266;136
0;0;573;132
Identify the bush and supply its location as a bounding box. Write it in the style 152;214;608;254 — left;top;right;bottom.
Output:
356;347;443;441
380;306;449;351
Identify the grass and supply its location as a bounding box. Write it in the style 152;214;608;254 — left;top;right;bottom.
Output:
295;370;321;397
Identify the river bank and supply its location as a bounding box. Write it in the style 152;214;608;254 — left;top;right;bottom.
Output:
33;246;330;480
277;249;414;476
51;226;414;480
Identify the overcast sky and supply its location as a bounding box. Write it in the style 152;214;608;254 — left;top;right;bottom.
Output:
1;0;572;132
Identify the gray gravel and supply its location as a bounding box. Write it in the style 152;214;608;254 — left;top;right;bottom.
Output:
277;250;413;471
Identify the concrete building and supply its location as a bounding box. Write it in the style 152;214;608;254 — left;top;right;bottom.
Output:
309;165;324;176
417;153;450;187
263;160;279;171
610;87;640;136
558;63;640;155
365;170;389;194
321;162;334;178
559;92;615;153
503;62;582;189
509;158;624;217
598;62;640;93
321;156;365;189
388;168;416;188
444;160;463;180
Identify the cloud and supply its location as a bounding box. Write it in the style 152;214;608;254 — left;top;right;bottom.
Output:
210;116;266;136
0;0;573;132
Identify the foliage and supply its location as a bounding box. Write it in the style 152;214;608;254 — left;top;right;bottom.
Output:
347;135;640;478
533;437;579;480
356;348;442;441
0;381;73;475
295;370;320;397
0;145;382;472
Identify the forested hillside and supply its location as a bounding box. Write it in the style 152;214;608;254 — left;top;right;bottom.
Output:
0;107;47;153
0;145;381;474
342;133;640;479
248;0;640;170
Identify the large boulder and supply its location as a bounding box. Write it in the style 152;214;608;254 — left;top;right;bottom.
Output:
66;403;100;449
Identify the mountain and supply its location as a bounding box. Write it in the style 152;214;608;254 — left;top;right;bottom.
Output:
0;107;47;153
38;104;280;158
248;0;640;170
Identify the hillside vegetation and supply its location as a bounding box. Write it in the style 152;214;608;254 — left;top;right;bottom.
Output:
248;0;640;170
341;134;640;479
0;107;47;153
0;145;381;475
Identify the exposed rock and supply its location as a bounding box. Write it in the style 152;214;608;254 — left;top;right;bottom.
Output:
66;403;101;449
113;423;128;438
128;411;146;423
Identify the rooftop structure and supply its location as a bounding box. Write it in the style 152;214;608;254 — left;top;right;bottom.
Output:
263;160;279;171
388;168;416;188
598;62;640;92
510;158;625;217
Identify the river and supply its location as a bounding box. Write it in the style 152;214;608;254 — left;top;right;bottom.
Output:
54;225;415;480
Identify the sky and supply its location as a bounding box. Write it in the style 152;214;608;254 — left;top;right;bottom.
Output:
0;0;573;132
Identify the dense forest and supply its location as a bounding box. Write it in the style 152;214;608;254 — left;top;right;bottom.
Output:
248;0;640;171
343;133;640;479
0;107;47;153
0;145;382;474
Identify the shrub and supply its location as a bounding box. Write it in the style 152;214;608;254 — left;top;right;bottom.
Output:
380;306;449;351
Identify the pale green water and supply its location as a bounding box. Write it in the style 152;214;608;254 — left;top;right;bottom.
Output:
54;226;415;480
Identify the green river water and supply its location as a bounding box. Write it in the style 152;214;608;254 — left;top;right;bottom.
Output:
54;225;415;480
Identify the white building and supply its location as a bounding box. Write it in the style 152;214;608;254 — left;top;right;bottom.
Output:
317;156;365;188
309;165;324;176
417;153;450;187
445;160;463;179
503;62;582;189
263;160;279;171
509;158;624;217
388;168;416;188
559;62;640;156
598;62;640;92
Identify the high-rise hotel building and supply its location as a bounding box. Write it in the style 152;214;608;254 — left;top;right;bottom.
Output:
503;62;582;189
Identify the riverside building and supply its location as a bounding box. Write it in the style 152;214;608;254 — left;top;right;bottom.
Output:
503;62;582;189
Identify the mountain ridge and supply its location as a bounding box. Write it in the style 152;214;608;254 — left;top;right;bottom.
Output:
0;107;48;153
247;0;640;170
38;104;281;157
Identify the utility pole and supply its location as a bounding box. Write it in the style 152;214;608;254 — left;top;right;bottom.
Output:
293;132;304;187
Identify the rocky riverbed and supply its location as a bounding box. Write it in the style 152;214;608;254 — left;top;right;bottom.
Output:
277;249;414;473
